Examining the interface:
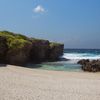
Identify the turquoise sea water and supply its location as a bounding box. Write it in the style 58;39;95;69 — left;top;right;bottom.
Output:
35;61;82;72
29;49;100;72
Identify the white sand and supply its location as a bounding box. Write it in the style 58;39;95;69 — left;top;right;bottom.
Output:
0;65;100;100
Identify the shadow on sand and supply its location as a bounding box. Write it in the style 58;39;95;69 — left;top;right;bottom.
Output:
24;63;42;69
0;63;42;69
0;64;7;67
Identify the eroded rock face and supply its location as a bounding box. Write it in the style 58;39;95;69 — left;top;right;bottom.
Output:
6;43;32;66
48;43;64;61
0;36;8;63
30;39;50;63
29;40;64;62
78;59;100;72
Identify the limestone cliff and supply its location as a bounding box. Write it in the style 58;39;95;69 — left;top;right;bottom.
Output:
0;31;64;65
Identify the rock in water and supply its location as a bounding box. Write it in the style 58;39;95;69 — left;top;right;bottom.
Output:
78;59;100;72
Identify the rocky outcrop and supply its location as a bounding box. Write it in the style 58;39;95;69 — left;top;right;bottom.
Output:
48;43;64;61
78;59;100;72
0;36;8;63
78;59;89;65
6;42;32;66
30;39;50;63
0;31;64;65
30;40;64;62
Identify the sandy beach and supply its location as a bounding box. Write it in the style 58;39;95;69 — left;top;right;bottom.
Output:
0;65;100;100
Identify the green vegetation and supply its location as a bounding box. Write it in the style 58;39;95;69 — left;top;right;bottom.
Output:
50;42;63;48
0;30;15;36
30;37;48;42
0;30;63;50
0;31;31;49
15;34;28;40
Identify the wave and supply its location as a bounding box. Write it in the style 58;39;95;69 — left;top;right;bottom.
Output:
62;53;100;62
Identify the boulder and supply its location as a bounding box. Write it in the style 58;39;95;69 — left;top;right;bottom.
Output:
78;59;89;65
78;59;100;72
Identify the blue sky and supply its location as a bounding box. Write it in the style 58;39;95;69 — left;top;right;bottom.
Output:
0;0;100;48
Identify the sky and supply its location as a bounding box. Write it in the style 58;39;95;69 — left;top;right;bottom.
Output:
0;0;100;49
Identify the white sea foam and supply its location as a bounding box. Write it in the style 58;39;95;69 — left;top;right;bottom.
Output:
62;53;100;62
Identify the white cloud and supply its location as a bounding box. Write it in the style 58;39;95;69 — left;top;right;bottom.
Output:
33;5;45;13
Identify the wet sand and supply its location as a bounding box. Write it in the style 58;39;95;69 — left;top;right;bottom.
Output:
0;65;100;100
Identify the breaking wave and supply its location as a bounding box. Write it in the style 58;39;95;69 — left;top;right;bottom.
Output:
63;53;100;60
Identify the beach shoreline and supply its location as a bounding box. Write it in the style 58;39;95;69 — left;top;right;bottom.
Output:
0;65;100;100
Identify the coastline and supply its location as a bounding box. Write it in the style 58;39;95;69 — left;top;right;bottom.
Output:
0;65;100;100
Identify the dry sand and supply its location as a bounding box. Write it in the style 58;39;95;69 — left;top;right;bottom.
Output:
0;64;100;100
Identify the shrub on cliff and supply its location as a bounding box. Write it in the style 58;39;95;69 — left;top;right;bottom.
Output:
0;31;15;36
50;42;63;48
0;31;31;49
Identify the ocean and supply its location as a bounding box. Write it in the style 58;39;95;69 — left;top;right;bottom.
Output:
32;49;100;72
